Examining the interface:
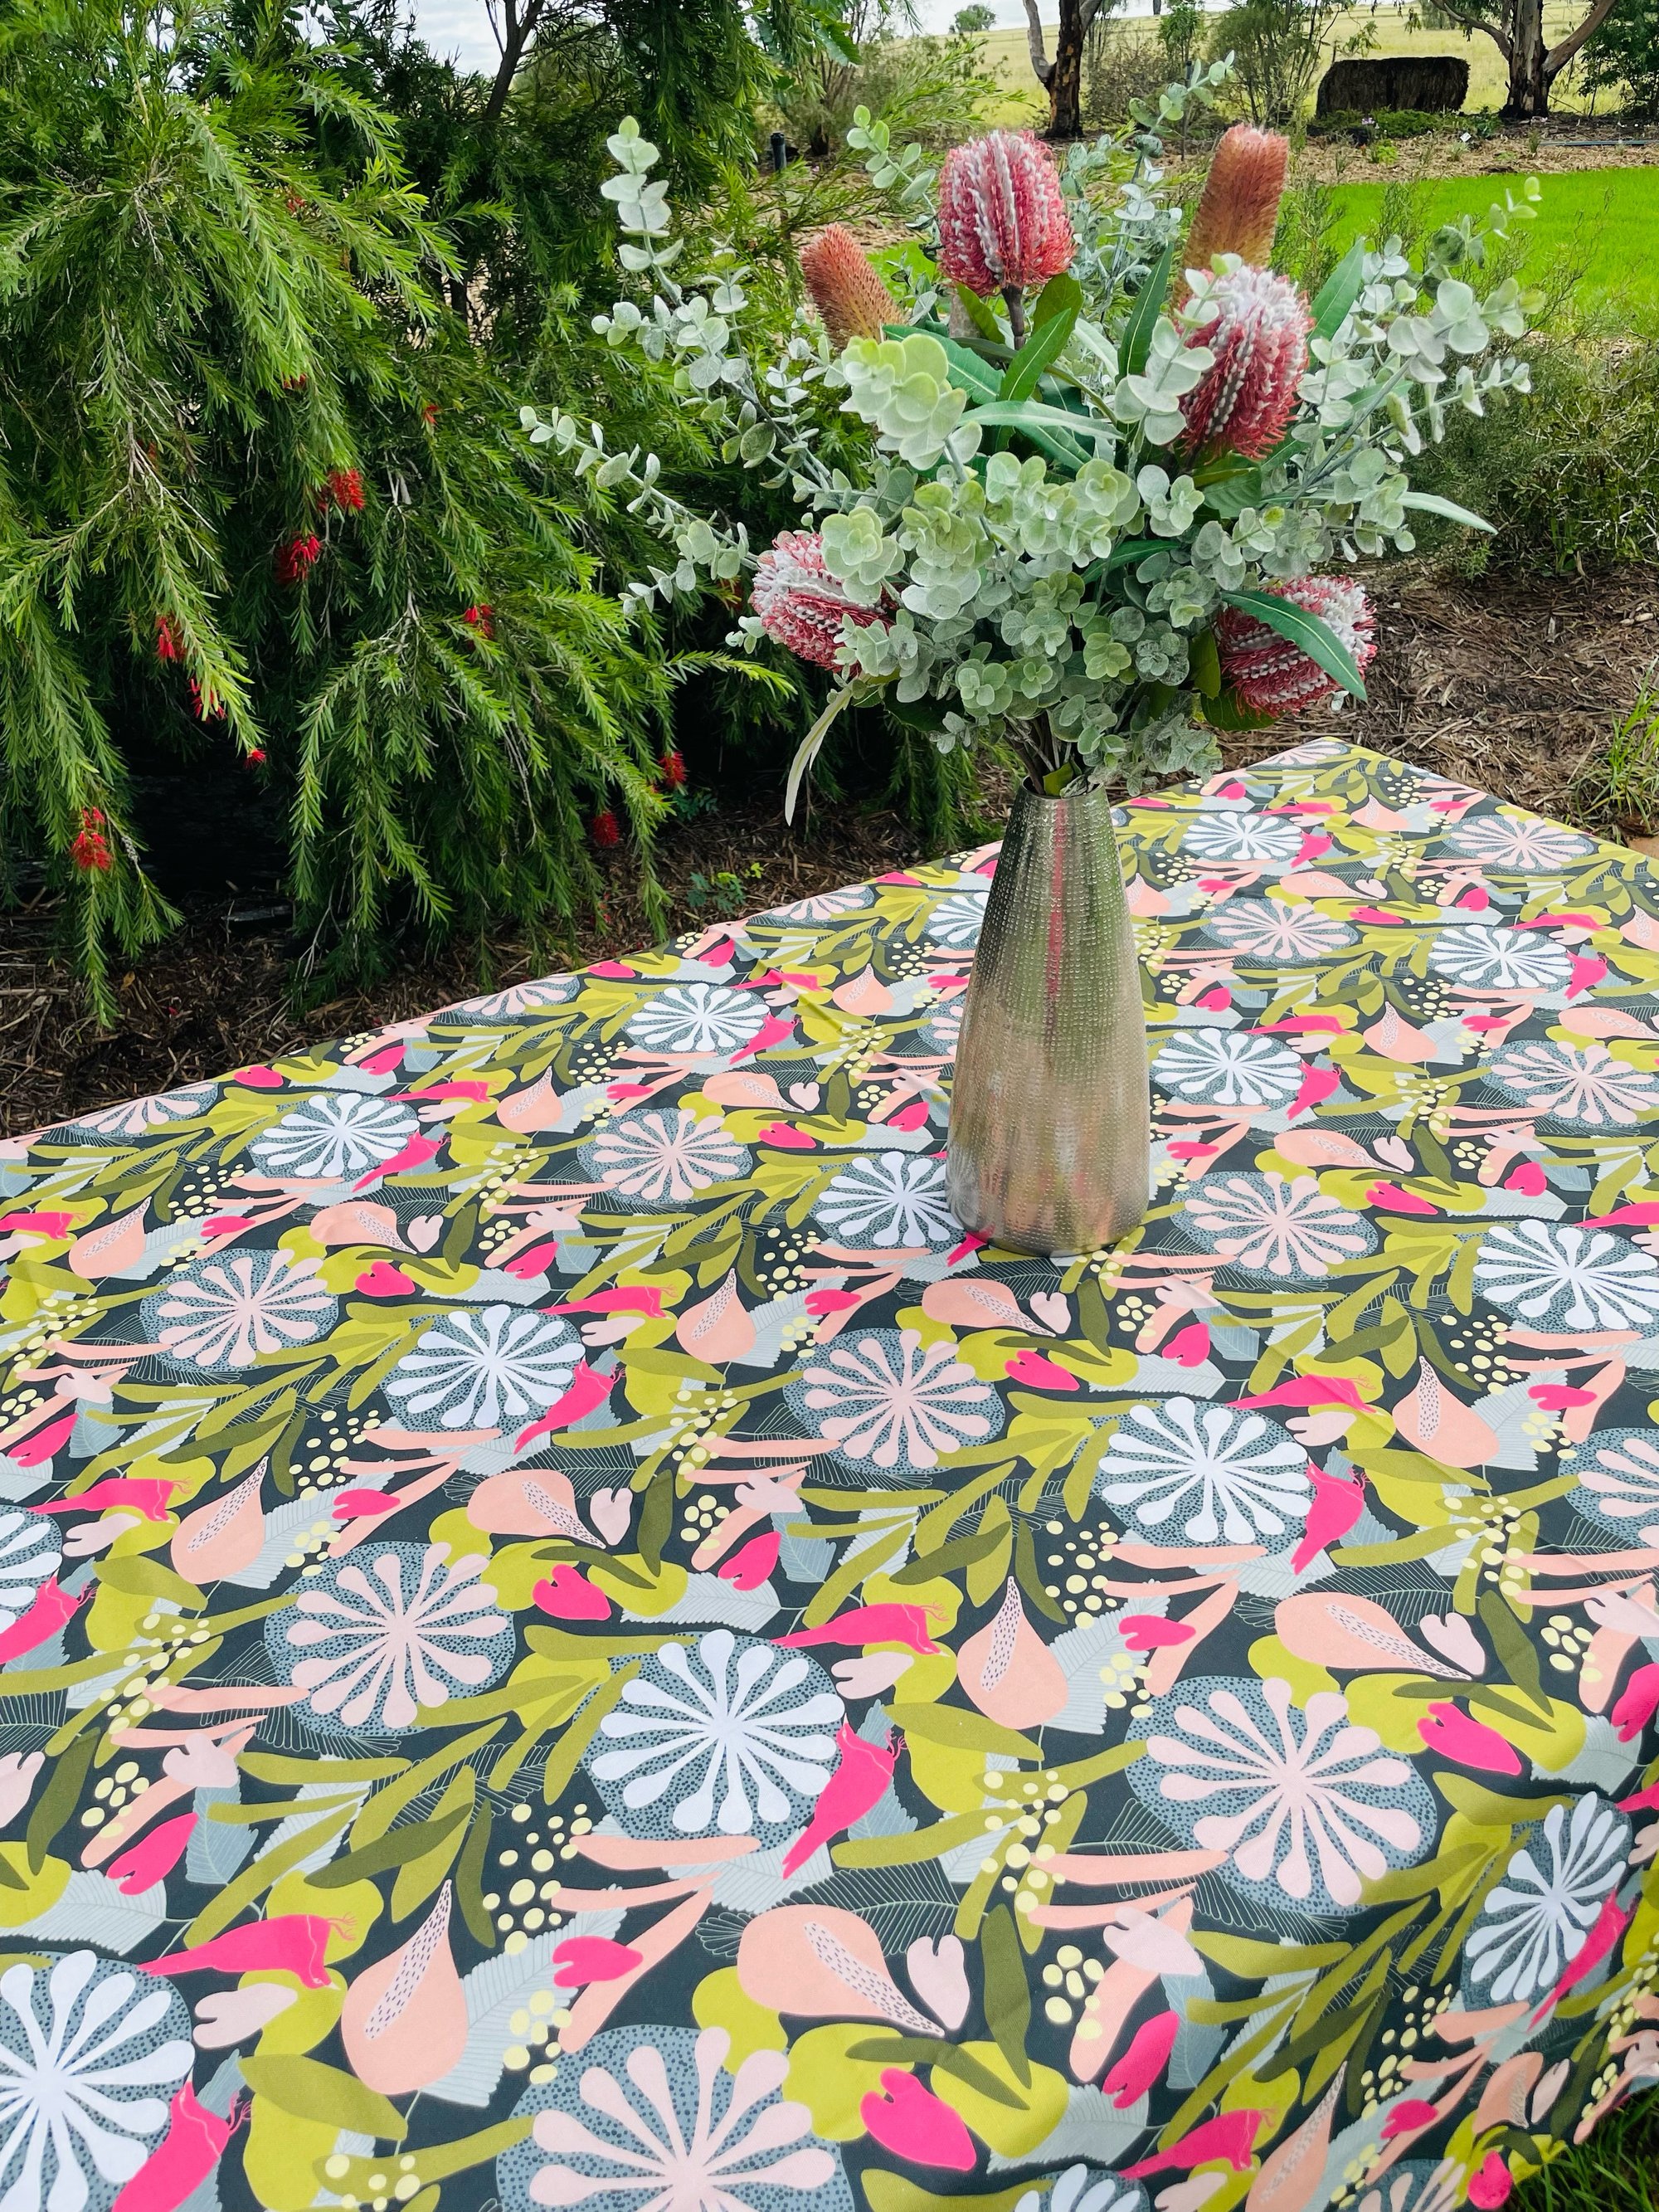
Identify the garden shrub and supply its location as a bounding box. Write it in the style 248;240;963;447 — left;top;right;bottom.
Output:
0;0;719;1009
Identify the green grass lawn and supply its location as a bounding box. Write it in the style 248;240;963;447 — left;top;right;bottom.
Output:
1518;2092;1659;2212
1321;165;1659;309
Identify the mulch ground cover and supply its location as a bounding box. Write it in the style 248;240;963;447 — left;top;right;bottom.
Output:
3;563;1657;1138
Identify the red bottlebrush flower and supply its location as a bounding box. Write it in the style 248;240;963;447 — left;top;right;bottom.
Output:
156;616;184;662
591;810;621;850
421;402;440;427
187;677;226;722
319;468;364;513
658;750;687;789
275;534;322;585
937;130;1073;300
247;748;268;766
799;226;899;352
1217;577;1377;719
1181;265;1311;460
80;806;105;829
463;603;494;639
281;373;309;392
751;529;892;672
1183;124;1292;290
71;827;111;872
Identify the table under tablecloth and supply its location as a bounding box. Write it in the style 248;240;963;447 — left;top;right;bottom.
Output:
0;735;1656;2212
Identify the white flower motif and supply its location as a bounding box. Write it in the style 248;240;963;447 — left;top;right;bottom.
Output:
0;1508;61;1633
1014;2169;1150;2212
1463;1795;1632;2006
1443;813;1597;871
507;2025;849;2212
813;1152;961;1249
788;1327;1003;1474
625;984;768;1056
1200;899;1357;963
1181;811;1302;863
1427;924;1572;994
1098;1398;1311;1550
1181;1171;1377;1282
581;1108;751;1205
443;976;578;1021
249;1092;418;1180
66;1084;218;1139
1474;1220;1659;1332
588;1631;844;1844
387;1303;581;1430
144;1250;338;1370
1131;1676;1433;1912
757;885;874;924
927;891;988;948
1154;1030;1305;1108
0;1950;192;2212
1571;1425;1659;1541
922;999;964;1055
1486;1041;1659;1130
267;1542;513;1731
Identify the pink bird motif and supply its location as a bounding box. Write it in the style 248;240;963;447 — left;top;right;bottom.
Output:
513;1360;615;1449
1532;1893;1629;2022
1123;2107;1264;2178
352;1131;445;1191
1102;2009;1180;2109
33;1475;175;1523
0;1575;90;1661
1290;1464;1366;1574
776;1603;942;1654
111;2083;247;2212
142;1912;341;1988
781;1722;899;1876
107;1813;197;1896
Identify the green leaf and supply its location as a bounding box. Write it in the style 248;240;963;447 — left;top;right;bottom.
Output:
1189;629;1221;699
241;2055;407;2141
887;1703;1041;1759
1201;465;1263;520
1085;538;1162;583
1400;490;1494;534
951;286;1005;343
998;306;1078;404
980;1907;1032;2087
1199;687;1277;732
1032;273;1083;329
929;333;1002;402
963;400;1107;445
1220;587;1369;702
1120;242;1174;380
1311;238;1367;341
785;682;860;823
310;1803;470;1888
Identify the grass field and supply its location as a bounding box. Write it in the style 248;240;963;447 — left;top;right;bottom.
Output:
971;2;1597;120
1321;164;1659;305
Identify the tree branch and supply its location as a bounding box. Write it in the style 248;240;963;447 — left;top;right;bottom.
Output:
1079;0;1107;30
482;0;552;121
1547;0;1621;75
1021;0;1055;84
1428;2;1513;61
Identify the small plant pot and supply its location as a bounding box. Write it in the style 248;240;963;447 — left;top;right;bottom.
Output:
946;777;1151;1256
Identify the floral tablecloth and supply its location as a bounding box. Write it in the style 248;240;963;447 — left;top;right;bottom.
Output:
2;736;1657;2212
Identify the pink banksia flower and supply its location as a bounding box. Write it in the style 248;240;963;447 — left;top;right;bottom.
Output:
751;530;892;672
1181;124;1291;291
937;130;1073;300
800;226;899;353
1181;265;1311;460
1217;577;1376;719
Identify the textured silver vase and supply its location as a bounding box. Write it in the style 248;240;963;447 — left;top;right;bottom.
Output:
946;778;1151;1257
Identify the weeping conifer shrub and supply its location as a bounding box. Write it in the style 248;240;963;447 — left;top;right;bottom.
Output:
0;0;700;1014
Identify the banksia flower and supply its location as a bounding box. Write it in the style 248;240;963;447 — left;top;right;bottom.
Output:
156;616;184;662
276;534;321;585
464;603;494;639
1217;577;1376;719
751;529;892;672
937;130;1073;300
591;810;621;850
1182;124;1290;290
1181;266;1311;460
800;226;898;353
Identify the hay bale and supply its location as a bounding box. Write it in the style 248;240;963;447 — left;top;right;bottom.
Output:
1316;56;1469;115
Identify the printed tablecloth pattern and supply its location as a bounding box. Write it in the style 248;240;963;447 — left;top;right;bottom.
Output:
0;737;1657;2212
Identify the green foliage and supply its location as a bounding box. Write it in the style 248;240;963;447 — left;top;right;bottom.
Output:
772;3;999;158
1207;0;1347;124
1582;0;1659;118
0;0;696;1009
1309;105;1478;138
1574;663;1659;832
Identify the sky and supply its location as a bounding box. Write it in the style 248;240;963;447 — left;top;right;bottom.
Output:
405;3;1157;78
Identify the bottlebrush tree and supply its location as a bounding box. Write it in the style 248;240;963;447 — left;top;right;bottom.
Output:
0;0;726;1011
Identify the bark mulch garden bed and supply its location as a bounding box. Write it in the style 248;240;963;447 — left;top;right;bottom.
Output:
3;563;1657;1139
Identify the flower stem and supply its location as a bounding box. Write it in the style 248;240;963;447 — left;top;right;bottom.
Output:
1003;287;1027;347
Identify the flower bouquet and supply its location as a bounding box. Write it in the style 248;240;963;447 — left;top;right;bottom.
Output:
523;79;1538;1252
